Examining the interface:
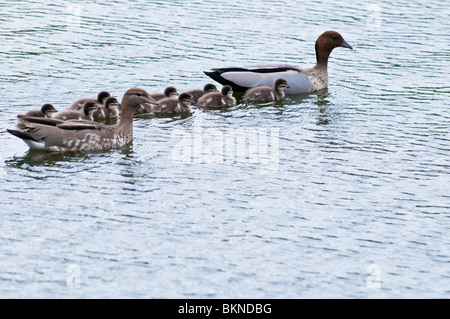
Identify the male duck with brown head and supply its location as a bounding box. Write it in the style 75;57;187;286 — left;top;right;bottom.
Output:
7;88;157;152
243;78;289;102
204;31;352;94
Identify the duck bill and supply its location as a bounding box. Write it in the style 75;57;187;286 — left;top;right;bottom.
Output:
148;96;158;105
341;40;353;49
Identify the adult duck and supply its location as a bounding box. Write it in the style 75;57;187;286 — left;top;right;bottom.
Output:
7;88;156;152
204;31;352;94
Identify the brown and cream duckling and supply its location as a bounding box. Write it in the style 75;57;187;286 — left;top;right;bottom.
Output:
150;86;179;102
185;83;218;104
20;104;58;118
93;97;121;120
53;102;99;121
153;93;193;114
197;85;235;109
17;104;58;129
68;91;111;110
243;78;289;102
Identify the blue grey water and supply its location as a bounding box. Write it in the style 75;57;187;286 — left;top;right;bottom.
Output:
0;0;449;298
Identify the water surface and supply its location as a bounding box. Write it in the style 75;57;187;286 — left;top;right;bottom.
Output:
0;0;449;298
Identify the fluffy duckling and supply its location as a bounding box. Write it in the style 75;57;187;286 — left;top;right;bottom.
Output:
17;104;58;129
154;93;193;114
68;91;111;110
93;97;121;120
150;86;179;102
53;102;99;121
21;104;58;118
185;83;218;104
197;85;235;109
243;78;289;102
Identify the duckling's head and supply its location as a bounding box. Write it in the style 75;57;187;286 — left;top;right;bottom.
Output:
41;104;58;117
83;102;99;116
274;78;289;91
221;85;234;97
97;91;111;104
104;97;120;110
179;93;194;106
164;86;179;98
204;83;218;92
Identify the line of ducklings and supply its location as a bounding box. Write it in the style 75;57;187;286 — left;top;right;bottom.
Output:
17;78;290;124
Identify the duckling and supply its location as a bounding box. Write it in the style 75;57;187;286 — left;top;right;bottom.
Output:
197;85;235;109
185;83;218;104
16;104;58;129
93;97;121;120
243;78;289;102
53;102;99;121
150;86;179;102
68;91;111;110
21;104;58;118
154;93;193;114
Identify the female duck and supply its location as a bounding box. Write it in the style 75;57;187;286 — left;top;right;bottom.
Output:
7;88;156;152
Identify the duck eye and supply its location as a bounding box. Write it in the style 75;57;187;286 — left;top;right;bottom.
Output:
136;92;142;96
331;35;338;40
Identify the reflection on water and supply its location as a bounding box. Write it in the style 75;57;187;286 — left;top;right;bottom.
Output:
0;0;449;299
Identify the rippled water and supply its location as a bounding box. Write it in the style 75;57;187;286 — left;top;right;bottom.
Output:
0;0;449;298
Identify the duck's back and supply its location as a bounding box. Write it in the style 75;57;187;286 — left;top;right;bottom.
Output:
158;98;179;113
197;92;225;108
53;110;88;121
